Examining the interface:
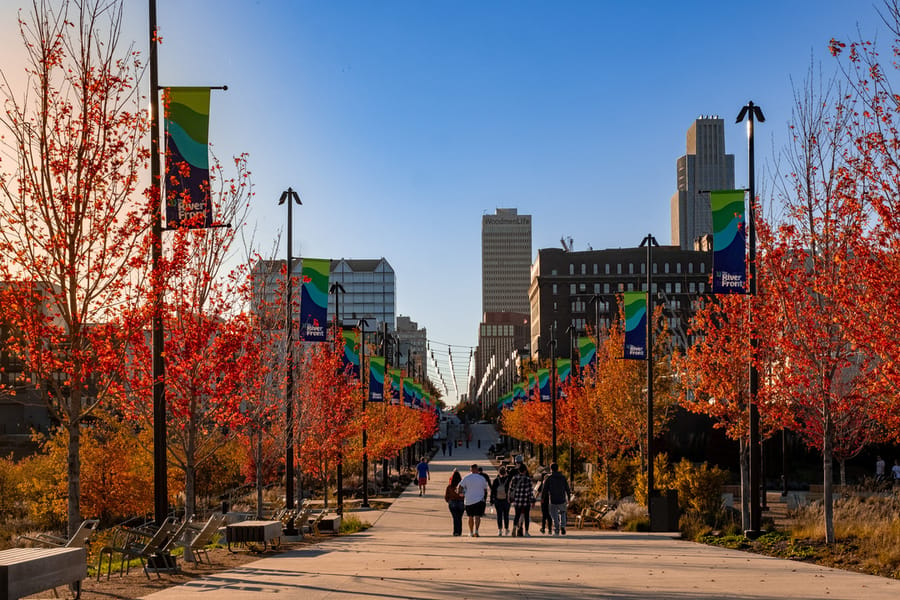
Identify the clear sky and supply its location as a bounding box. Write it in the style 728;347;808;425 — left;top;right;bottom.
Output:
0;0;881;405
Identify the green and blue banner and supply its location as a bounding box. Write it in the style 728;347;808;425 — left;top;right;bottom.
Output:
556;359;571;385
513;381;526;405
388;368;403;405
623;291;647;360
711;190;747;294
528;373;538;401
341;328;360;377
402;377;415;407
299;258;330;342
578;336;596;370
164;87;212;228
368;356;385;402
538;368;550;402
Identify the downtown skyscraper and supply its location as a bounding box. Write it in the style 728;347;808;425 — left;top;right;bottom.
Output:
481;208;532;315
670;117;735;250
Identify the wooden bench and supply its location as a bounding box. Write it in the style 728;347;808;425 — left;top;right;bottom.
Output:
0;547;86;599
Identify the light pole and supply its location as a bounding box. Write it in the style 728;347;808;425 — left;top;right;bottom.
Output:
280;187;301;536
566;323;579;486
548;328;558;464
640;233;659;525
330;282;346;516
737;101;765;535
358;317;370;508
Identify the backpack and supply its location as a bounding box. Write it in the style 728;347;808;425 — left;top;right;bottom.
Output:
495;477;508;500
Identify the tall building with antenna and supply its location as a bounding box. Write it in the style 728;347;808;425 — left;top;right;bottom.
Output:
670;116;735;250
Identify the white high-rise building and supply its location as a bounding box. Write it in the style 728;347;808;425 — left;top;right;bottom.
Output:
671;117;735;250
481;208;532;315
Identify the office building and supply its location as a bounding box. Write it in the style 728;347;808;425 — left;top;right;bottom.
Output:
482;208;532;315
528;246;712;358
472;311;530;412
395;315;427;380
671;117;735;250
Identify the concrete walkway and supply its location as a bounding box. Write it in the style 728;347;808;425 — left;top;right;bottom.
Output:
145;424;900;599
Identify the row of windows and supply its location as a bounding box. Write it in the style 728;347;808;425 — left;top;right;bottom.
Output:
554;262;707;276
551;281;706;295
480;324;518;337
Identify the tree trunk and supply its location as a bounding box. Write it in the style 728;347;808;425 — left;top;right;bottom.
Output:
823;411;835;544
739;437;751;532
255;428;264;519
67;413;81;538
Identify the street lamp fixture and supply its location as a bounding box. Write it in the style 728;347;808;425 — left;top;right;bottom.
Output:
279;187;302;536
640;233;659;526
329;282;346;515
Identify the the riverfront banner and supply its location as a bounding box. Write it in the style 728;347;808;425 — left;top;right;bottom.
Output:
368;356;385;402
164;87;212;228
538;368;550;402
623;291;647;360
388;368;403;405
711;189;747;294
578;336;597;371
341;328;360;377
299;258;330;342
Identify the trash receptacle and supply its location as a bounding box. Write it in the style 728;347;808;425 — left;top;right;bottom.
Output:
650;490;679;532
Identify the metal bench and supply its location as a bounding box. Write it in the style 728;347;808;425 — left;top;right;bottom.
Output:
0;547;86;599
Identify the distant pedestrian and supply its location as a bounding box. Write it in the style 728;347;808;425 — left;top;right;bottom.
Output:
509;463;534;537
490;466;512;536
441;441;446;456
536;473;551;534
478;466;491;487
445;470;465;536
876;455;887;484
892;459;900;484
416;457;430;496
459;464;490;537
542;463;571;535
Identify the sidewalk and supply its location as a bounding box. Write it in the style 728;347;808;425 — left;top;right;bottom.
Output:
145;424;900;599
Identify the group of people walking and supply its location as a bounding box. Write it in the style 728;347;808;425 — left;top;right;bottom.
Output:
444;459;570;538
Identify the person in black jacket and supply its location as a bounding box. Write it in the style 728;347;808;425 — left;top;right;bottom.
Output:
490;466;512;536
542;462;571;535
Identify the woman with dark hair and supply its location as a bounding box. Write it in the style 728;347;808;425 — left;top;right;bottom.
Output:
445;469;465;536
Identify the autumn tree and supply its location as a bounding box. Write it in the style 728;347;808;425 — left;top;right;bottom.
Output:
0;0;150;535
760;64;878;543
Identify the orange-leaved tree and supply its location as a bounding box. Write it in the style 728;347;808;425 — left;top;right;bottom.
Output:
0;0;150;535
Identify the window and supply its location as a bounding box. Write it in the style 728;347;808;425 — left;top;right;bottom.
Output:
664;263;670;274
666;283;672;293
570;284;576;294
551;269;558;275
627;283;634;291
700;262;706;273
579;283;586;292
604;283;610;293
605;264;610;274
593;264;598;274
581;264;586;275
552;284;558;294
641;263;646;274
675;282;682;293
628;263;634;274
689;282;696;293
676;263;682;274
688;262;694;274
617;264;623;274
653;263;658;274
618;283;625;292
594;283;600;293
569;264;575;275
699;282;706;293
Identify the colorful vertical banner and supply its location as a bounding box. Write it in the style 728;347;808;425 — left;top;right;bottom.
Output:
513;382;526;405
402;377;415;407
556;359;572;385
711;190;748;294
299;258;330;342
388;369;403;405
528;373;538;401
578;336;597;371
623;291;647;360
537;368;550;402
341;328;360;377
368;356;385;402
164;87;212;228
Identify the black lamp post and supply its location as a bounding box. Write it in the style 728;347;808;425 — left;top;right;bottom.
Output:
566;323;579;486
279;187;301;535
737;101;765;535
548;328;558;464
640;233;659;525
330;282;346;515
358;317;370;508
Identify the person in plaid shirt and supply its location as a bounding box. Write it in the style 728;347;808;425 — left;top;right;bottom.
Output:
508;463;535;537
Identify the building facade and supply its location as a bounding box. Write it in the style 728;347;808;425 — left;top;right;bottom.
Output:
395;315;427;380
482;208;532;315
472;311;530;412
529;247;712;360
670;117;735;250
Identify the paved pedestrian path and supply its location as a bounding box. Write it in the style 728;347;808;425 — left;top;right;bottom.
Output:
146;424;900;599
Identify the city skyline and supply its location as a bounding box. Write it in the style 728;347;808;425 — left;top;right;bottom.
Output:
0;0;876;404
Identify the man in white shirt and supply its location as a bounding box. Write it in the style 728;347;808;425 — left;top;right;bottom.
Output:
458;463;490;537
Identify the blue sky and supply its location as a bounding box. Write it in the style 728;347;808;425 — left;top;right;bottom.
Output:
0;1;881;404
